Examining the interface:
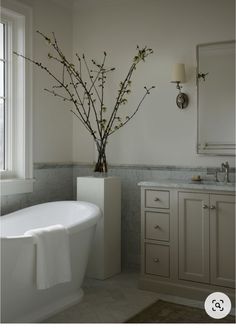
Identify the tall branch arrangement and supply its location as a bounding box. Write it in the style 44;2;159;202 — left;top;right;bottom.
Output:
14;31;155;172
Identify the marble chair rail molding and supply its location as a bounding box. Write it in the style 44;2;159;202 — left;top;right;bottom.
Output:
33;162;236;172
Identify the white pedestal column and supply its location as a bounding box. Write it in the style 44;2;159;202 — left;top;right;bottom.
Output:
77;176;121;279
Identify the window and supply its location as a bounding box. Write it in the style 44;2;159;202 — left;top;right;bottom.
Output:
0;1;33;195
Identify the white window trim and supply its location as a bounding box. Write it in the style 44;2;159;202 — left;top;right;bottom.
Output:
1;0;34;196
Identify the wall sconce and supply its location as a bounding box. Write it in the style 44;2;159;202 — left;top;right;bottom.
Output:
197;72;209;81
171;63;189;109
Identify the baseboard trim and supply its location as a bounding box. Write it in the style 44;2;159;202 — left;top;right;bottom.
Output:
139;278;235;306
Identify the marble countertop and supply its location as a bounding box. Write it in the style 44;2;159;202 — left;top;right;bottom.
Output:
138;179;235;192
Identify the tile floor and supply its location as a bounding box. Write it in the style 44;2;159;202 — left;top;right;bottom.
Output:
44;271;234;323
44;271;159;323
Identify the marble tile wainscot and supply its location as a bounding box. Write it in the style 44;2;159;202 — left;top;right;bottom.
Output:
1;163;235;271
1;163;73;215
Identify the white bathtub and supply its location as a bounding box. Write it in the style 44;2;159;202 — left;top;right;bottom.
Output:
0;201;101;323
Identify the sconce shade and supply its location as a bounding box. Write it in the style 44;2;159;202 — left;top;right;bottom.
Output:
171;63;186;82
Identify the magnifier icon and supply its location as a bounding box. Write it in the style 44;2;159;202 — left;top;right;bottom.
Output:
205;292;231;319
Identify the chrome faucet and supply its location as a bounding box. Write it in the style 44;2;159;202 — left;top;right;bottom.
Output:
221;161;230;183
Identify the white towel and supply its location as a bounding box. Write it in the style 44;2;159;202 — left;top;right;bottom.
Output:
24;224;72;290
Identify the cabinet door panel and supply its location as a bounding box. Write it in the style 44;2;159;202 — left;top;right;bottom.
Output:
210;194;235;288
179;192;210;283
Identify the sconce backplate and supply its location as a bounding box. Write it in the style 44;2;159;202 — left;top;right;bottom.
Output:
176;92;189;109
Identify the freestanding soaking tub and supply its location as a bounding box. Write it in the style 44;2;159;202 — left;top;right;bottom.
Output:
0;201;101;323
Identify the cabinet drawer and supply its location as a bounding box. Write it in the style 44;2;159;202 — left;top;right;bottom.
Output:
145;244;170;277
145;190;169;209
145;212;169;241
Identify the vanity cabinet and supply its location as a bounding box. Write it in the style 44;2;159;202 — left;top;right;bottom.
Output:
179;192;235;288
139;182;235;301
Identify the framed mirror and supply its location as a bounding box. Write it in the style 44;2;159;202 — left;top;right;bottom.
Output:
197;41;235;156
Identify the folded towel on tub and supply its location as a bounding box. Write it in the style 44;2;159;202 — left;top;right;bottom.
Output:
24;224;72;289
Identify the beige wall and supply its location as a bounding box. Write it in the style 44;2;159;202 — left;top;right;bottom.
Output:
10;0;74;163
5;0;235;166
33;0;73;163
72;0;235;167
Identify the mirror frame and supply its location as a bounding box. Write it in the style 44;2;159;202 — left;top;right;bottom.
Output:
196;40;235;156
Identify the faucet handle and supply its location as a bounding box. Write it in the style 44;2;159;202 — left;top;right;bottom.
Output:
221;161;229;170
221;161;230;183
215;170;219;182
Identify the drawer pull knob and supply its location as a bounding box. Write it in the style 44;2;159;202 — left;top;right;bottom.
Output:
210;205;216;210
154;197;160;201
202;204;208;209
154;225;161;229
153;258;160;263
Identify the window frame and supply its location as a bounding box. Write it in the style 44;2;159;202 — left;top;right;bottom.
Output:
1;0;34;196
1;17;12;175
0;21;7;171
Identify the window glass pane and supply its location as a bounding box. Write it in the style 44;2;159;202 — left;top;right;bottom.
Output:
0;98;4;170
0;23;4;60
0;61;4;98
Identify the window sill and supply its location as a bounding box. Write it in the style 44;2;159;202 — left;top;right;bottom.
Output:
1;178;35;196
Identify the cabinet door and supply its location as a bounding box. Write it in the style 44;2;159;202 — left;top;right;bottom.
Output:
210;194;235;288
179;192;210;283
